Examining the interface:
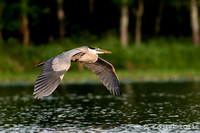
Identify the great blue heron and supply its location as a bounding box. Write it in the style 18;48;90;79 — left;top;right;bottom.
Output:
34;46;120;99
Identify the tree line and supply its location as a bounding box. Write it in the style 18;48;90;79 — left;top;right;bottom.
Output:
0;0;199;46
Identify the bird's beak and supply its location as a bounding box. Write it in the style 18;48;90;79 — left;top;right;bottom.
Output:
97;49;112;54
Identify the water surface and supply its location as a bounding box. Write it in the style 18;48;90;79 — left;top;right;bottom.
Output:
0;82;200;132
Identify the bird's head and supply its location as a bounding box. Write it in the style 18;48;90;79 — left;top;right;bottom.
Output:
89;47;112;54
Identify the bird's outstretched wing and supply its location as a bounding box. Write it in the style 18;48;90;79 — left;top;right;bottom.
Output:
82;57;121;96
34;49;81;99
33;58;67;99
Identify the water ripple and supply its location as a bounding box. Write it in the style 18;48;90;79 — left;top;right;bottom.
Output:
0;82;200;132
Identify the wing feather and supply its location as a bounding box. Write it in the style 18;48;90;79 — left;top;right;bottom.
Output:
34;58;66;99
82;57;121;96
37;77;61;97
34;48;82;99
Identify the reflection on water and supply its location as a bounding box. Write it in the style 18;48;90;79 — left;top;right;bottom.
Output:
0;82;200;132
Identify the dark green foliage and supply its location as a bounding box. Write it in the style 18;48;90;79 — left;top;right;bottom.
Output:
0;0;193;44
1;37;200;74
0;0;199;79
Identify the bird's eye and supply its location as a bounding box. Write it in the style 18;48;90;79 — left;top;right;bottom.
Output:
89;47;95;50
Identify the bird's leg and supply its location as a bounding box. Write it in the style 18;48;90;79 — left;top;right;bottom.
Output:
35;62;45;67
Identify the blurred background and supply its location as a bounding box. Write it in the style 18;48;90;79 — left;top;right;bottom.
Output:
1;1;200;132
1;0;200;82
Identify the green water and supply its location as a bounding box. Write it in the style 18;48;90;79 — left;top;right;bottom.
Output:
0;82;200;132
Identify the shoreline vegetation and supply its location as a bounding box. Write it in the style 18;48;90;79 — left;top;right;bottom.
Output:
1;69;200;86
1;37;200;85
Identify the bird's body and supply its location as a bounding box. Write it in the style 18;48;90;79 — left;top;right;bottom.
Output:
34;46;120;99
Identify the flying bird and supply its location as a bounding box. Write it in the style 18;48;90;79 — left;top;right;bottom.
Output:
34;46;120;98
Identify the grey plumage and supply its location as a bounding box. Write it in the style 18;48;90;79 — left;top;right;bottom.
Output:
34;46;120;99
82;57;120;96
34;58;66;99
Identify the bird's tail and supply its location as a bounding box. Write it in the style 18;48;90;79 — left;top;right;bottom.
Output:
35;62;45;67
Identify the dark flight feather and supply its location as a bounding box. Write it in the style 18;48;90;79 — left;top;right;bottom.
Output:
82;57;121;96
34;58;66;99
